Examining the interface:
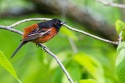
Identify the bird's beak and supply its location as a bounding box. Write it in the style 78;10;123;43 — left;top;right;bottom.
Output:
61;22;66;25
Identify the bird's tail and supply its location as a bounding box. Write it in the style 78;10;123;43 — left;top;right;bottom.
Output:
11;41;27;58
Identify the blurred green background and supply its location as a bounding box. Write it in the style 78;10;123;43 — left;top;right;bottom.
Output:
0;0;122;83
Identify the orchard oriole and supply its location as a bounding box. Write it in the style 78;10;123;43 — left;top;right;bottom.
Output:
11;19;65;58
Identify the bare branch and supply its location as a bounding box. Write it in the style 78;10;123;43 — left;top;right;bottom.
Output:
0;25;23;35
8;18;119;45
96;0;125;8
38;44;74;83
118;31;123;43
64;24;119;45
0;18;119;45
10;18;52;28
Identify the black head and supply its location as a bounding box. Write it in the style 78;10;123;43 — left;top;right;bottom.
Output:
38;19;65;31
52;19;65;30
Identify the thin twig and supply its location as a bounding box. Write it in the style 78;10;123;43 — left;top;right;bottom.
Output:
10;18;52;28
0;25;23;35
8;18;119;45
96;0;125;8
64;24;119;45
118;31;123;43
38;44;74;83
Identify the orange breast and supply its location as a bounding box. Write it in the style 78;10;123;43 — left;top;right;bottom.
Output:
33;27;57;43
23;24;57;43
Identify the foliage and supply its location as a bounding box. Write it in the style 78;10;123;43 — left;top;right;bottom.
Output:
79;79;96;83
74;53;104;83
116;42;125;83
0;51;21;83
115;20;125;40
115;20;125;83
0;0;123;83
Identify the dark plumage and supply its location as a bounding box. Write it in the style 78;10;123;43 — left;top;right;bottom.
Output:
11;19;65;58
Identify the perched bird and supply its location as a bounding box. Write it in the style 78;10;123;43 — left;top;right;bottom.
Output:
11;19;65;58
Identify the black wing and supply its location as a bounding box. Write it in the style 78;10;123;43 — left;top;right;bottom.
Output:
23;28;51;42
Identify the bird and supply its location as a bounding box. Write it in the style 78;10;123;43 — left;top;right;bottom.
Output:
11;19;65;58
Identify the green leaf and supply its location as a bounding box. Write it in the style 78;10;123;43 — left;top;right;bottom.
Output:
79;79;96;83
117;42;125;55
115;20;125;34
60;27;78;41
62;74;69;83
116;42;125;83
0;51;22;83
73;53;105;83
